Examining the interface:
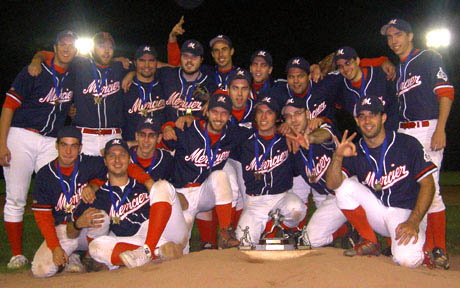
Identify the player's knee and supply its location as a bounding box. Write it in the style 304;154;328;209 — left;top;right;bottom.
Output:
31;259;58;278
150;180;174;204
393;250;424;268
306;225;330;248
88;237;107;259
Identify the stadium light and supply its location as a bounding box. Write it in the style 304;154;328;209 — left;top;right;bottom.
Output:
76;37;94;55
426;28;451;48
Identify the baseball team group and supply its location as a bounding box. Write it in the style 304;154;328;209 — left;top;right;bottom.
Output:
1;16;454;277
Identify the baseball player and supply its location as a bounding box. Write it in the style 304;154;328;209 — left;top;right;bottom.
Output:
159;92;240;249
332;46;399;131
1;30;77;269
70;138;186;270
30;126;108;277
325;95;437;268
29;32;129;156
249;50;274;100
381;18;454;269
234;93;306;244
282;97;352;247
122;45;165;142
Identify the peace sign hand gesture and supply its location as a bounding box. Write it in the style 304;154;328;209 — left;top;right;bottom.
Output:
333;130;357;159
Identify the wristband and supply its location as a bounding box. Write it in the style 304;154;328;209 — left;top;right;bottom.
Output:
73;220;83;231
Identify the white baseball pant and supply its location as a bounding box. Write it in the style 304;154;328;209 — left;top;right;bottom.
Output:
78;128;122;156
292;175;327;208
335;177;427;268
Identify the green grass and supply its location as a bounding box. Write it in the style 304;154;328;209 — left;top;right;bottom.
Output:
440;171;460;186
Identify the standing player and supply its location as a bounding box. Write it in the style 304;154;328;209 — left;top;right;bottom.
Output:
30;126;107;277
234;94;306;244
381;18;454;269
325;95;436;268
1;31;77;269
283;97;350;247
249;50;274;100
122;45;165;142
333;46;399;131
70;138;187;269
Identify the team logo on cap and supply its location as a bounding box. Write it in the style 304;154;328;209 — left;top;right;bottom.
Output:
143;46;151;51
286;98;295;105
262;97;271;103
217;96;227;103
389;19;397;24
112;139;121;145
258;51;266;56
292;58;300;65
237;70;245;76
361;98;372;105
145;118;154;124
217;35;224;38
188;42;196;49
336;49;344;55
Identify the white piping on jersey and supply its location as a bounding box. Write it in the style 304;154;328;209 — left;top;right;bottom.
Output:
343;66;374;99
433;84;453;94
176;68;208;118
193;120;206;183
40;63;60;135
319;125;337;151
398;50;426;121
254;134;282;195
48;160;81;196
133;80;160;104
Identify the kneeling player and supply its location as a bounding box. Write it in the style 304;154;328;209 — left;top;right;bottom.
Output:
72;139;187;269
234;94;307;243
326;96;436;268
31;127;107;277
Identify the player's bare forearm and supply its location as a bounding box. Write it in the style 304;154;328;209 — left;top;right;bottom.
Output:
144;178;155;191
325;152;345;190
0;107;14;146
436;96;453;132
31;51;47;64
308;128;332;145
407;175;435;226
66;219;82;239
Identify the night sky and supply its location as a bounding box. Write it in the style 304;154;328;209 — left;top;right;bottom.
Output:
2;0;459;169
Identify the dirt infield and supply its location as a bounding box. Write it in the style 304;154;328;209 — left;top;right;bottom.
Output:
1;248;459;288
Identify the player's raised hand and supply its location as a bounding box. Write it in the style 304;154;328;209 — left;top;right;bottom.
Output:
113;57;131;70
0;145;11;167
28;61;43;77
285;126;311;150
395;219;419;246
122;71;136;92
175;115;194;131
52;246;68;267
382;60;396;81
333;130;357;158
306;118;323;134
162;125;177;141
430;128;446;151
169;16;185;43
309;64;323;83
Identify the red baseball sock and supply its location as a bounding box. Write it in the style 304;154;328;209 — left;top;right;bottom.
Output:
215;203;232;229
341;206;377;244
5;221;23;256
332;223;348;240
111;243;140;265
386;237;392;247
144;202;172;252
428;210;446;251
87;236;94;245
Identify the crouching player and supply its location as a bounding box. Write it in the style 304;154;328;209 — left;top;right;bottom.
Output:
70;138;188;269
31;126;107;277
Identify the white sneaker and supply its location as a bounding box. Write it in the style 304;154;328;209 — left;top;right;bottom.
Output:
65;253;85;273
119;245;152;269
7;255;28;270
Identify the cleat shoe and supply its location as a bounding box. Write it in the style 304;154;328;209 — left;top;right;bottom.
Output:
423;250;435;269
201;242;215;250
218;226;240;249
344;239;380;257
432;247;450;270
81;254;108;272
7;255;28;270
341;222;360;249
381;246;392;257
159;242;183;260
65;253;85;273
119;245;152;269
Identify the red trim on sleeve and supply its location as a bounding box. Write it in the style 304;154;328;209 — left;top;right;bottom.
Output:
318;116;332;125
40;51;55;62
161;121;176;132
128;163;152;184
89;178;105;187
341;167;351;177
167;41;181;66
33;210;60;251
359;56;389;67
3;94;22;110
415;164;437;180
434;86;454;101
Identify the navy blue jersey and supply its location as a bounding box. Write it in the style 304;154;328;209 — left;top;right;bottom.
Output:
159;67;217;124
7;61;73;137
122;76;165;141
229;98;255;126
202;65;240;91
342;131;437;209
251;79;273;101
129;147;174;182
234;129;293;196
292;124;337;195
272;79;335;123
75;178;150;237
70;56;128;128
31;155;107;226
164;120;236;188
396;49;453;121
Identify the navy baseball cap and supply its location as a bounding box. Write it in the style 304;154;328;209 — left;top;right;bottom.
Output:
57;126;82;143
136;118;161;133
255;91;280;113
104;138;129;155
208;91;232;113
93;32;115;46
181;39;204;57
134;45;158;59
209;34;232;48
281;97;306;114
228;68;252;86
285;57;310;73
250;50;273;67
56;30;77;44
333;46;358;63
355;95;384;115
380;19;412;35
